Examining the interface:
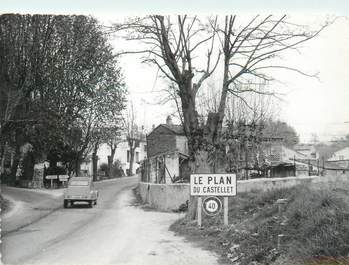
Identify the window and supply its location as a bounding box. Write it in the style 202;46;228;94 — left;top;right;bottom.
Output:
339;155;344;160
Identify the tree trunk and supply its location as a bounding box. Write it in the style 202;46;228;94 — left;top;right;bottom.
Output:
92;142;98;181
22;150;35;180
206;47;230;147
75;159;81;176
187;150;213;220
129;146;135;176
9;142;21;180
0;141;8;175
108;145;116;178
107;156;112;178
178;80;199;157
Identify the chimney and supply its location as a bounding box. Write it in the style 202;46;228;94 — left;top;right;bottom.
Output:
166;115;173;125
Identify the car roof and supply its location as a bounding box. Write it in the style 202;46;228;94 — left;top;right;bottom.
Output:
70;177;91;181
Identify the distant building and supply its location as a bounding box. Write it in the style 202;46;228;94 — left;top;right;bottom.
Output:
266;145;308;163
264;145;311;177
97;140;147;173
82;131;147;177
294;144;319;160
328;147;349;161
326;147;349;169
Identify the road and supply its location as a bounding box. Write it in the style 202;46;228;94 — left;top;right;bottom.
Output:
1;177;219;265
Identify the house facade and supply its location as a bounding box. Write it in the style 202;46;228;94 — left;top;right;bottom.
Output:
97;140;147;173
264;144;311;177
327;147;349;169
142;116;189;183
328;147;349;161
82;132;147;177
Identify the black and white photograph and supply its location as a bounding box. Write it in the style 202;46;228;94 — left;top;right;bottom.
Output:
1;1;349;265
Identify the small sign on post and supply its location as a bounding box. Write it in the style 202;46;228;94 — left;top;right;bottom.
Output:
190;174;237;226
58;175;69;186
45;175;58;188
58;175;69;181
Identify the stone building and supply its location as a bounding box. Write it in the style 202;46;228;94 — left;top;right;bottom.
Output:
142;116;189;183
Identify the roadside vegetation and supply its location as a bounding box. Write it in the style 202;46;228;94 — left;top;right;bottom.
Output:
171;181;349;265
0;194;11;215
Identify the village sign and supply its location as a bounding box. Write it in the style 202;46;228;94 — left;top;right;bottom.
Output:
190;174;237;226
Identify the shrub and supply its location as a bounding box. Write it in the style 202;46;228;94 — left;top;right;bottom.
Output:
99;163;108;173
45;165;66;175
284;187;349;260
111;160;125;178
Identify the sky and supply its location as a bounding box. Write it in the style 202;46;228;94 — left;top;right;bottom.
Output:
1;1;349;143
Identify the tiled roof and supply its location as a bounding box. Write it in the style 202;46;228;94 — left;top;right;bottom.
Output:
160;124;185;135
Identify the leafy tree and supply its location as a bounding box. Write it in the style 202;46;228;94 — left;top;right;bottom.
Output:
262;119;299;147
0;14;126;180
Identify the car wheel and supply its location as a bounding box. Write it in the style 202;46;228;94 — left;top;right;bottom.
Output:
94;200;97;205
64;200;68;208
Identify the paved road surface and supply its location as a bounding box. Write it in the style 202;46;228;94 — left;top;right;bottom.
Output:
1;177;219;265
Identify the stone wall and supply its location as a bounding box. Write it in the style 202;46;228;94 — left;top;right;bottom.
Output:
139;182;190;211
138;174;349;211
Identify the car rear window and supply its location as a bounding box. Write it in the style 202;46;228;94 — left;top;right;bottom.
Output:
70;180;89;186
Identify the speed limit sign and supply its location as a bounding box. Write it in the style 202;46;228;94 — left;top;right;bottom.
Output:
202;196;222;216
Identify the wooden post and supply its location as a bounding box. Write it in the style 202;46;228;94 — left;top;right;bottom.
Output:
163;155;166;184
155;158;158;183
224;197;228;226
317;159;320;176
197;197;202;227
277;234;285;250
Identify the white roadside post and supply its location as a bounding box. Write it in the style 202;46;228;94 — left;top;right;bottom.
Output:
224;197;229;226
190;174;237;227
197;197;202;227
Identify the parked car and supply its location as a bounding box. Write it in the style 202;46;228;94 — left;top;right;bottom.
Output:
63;177;98;208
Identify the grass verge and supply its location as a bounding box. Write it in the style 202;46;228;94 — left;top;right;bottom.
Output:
171;181;349;265
0;194;11;215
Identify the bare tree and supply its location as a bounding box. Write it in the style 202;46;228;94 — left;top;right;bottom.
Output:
115;15;220;172
105;129;123;178
115;15;327;172
125;102;140;176
208;15;327;146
